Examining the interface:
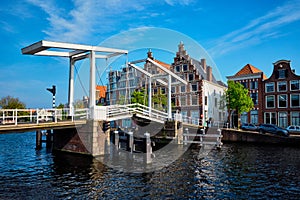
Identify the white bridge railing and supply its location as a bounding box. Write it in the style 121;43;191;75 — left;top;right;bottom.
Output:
0;108;88;125
1;104;210;127
93;103;169;123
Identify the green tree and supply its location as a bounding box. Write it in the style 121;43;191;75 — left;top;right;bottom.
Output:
152;91;167;111
57;103;65;109
0;96;26;109
131;88;148;106
226;80;254;128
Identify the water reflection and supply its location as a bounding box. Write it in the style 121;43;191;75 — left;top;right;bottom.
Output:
1;132;300;199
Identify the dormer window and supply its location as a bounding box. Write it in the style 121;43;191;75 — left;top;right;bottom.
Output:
277;69;287;79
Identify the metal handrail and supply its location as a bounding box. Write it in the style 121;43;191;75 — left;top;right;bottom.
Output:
0;108;89;125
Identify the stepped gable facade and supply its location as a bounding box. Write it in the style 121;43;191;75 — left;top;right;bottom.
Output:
171;42;227;125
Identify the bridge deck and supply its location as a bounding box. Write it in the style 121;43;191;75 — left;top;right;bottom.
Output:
0;120;86;134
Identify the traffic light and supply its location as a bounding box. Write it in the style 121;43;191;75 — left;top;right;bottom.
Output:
46;85;56;108
46;85;56;96
102;121;110;132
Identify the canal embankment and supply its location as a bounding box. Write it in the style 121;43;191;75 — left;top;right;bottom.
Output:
222;129;300;147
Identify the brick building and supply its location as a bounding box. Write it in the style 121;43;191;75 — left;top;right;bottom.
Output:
171;42;227;125
227;64;266;125
263;60;300;127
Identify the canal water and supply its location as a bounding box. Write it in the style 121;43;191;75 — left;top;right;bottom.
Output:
0;131;299;199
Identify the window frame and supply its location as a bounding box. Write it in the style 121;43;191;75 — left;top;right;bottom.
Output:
265;82;275;93
290;80;300;91
191;84;197;92
291;94;300;108
278;94;288;108
266;95;275;108
277;81;287;92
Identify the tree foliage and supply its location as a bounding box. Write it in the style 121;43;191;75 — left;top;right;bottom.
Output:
131;88;148;106
152;91;167;111
0;96;26;109
226;80;254;114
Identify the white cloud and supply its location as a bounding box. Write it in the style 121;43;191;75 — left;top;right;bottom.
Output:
24;0;162;44
165;0;194;6
209;0;300;57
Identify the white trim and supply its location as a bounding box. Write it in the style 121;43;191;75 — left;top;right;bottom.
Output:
291;93;300;108
278;94;288;108
277;81;287;92
266;95;275;109
265;82;275;93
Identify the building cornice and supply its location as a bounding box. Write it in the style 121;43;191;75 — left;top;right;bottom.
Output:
227;72;263;81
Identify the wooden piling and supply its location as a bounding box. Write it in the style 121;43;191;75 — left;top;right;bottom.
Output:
46;129;52;149
36;130;42;150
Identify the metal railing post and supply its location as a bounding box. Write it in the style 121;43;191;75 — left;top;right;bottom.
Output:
15;109;18;125
55;109;57;123
36;108;39;124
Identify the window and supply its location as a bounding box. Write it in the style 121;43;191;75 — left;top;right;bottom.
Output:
161;88;166;94
291;94;300;107
291;80;300;91
291;112;300;126
215;98;218;107
250;81;258;90
241;82;248;89
278;69;287;79
191;84;197;92
175;65;181;72
266;95;275;108
277;82;287;92
180;96;186;106
189;74;194;81
183;64;188;71
205;96;208;105
278;112;288;128
266;83;274;92
250;110;258;124
181;85;186;93
265;112;276;124
251;92;258;105
241;112;248;124
278;94;287;108
171;86;176;93
191;95;198;105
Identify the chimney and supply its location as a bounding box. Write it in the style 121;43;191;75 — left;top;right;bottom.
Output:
201;58;206;71
147;49;153;59
207;66;212;82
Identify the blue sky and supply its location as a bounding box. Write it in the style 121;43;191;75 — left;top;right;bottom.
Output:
1;0;300;108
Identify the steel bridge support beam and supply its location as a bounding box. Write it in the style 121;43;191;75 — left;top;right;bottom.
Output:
68;58;75;116
89;51;96;114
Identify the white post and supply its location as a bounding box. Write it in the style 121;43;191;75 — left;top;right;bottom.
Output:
89;51;96;118
55;109;57;123
15;109;18;125
168;74;172;119
148;77;152;116
36;108;39;124
30;110;32;122
68;58;75;117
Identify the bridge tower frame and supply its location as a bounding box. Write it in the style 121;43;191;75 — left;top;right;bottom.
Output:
22;40;128;118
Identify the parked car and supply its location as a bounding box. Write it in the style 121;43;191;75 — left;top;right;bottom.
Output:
286;125;300;134
258;124;289;137
240;123;258;131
